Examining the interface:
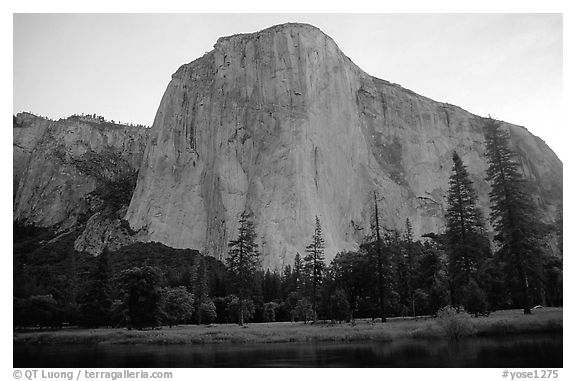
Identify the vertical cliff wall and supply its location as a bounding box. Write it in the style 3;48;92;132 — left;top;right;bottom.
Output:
13;113;51;199
13;114;149;231
126;23;562;268
14;24;560;265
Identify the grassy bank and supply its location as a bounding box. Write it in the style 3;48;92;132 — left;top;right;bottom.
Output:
14;307;562;346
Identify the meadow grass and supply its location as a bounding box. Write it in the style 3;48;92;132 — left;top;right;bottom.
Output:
14;307;562;346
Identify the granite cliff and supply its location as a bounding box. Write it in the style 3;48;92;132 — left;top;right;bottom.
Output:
13;113;149;254
13;24;562;266
123;23;562;268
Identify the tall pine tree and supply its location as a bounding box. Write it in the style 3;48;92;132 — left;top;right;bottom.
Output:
483;117;544;314
191;256;209;324
373;192;387;322
304;216;326;322
78;248;113;327
403;218;417;317
445;151;490;311
293;253;303;295
366;191;389;322
226;211;260;325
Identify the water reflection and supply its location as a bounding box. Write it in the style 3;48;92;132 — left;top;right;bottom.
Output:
14;333;562;368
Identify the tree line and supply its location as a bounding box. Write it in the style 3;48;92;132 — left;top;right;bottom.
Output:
210;117;562;325
13;118;562;329
70;113;149;128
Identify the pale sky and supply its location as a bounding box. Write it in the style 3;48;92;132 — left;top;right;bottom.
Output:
13;13;563;160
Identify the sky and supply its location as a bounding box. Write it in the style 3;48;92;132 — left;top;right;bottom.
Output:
13;13;563;159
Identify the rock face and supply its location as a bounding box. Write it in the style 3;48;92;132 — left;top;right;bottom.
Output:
13;113;52;199
73;207;138;255
126;23;562;268
13;24;561;264
13;114;149;250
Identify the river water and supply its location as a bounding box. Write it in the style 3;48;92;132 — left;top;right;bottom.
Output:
14;332;561;368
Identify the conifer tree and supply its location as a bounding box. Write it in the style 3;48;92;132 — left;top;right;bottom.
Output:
191;256;209;324
371;191;387;322
293;252;303;294
281;264;294;297
304;216;326;322
78;248;113;327
483;117;544;314
226;211;260;325
403;218;417;317
555;206;563;256
445;151;490;310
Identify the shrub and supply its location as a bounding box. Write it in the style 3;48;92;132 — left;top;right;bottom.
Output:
213;297;228;323
295;298;313;323
222;295;255;324
462;279;489;316
413;288;431;315
263;302;279;322
436;306;476;340
199;299;217;324
14;295;64;329
280;292;299;322
329;290;350;322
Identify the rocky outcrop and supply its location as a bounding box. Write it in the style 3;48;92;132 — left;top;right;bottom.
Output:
14;114;148;228
126;23;562;268
13;113;51;199
73;207;138;255
13;114;149;254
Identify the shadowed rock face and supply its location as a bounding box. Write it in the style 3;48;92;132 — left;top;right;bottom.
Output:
126;23;562;268
13;113;52;200
13;114;149;232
